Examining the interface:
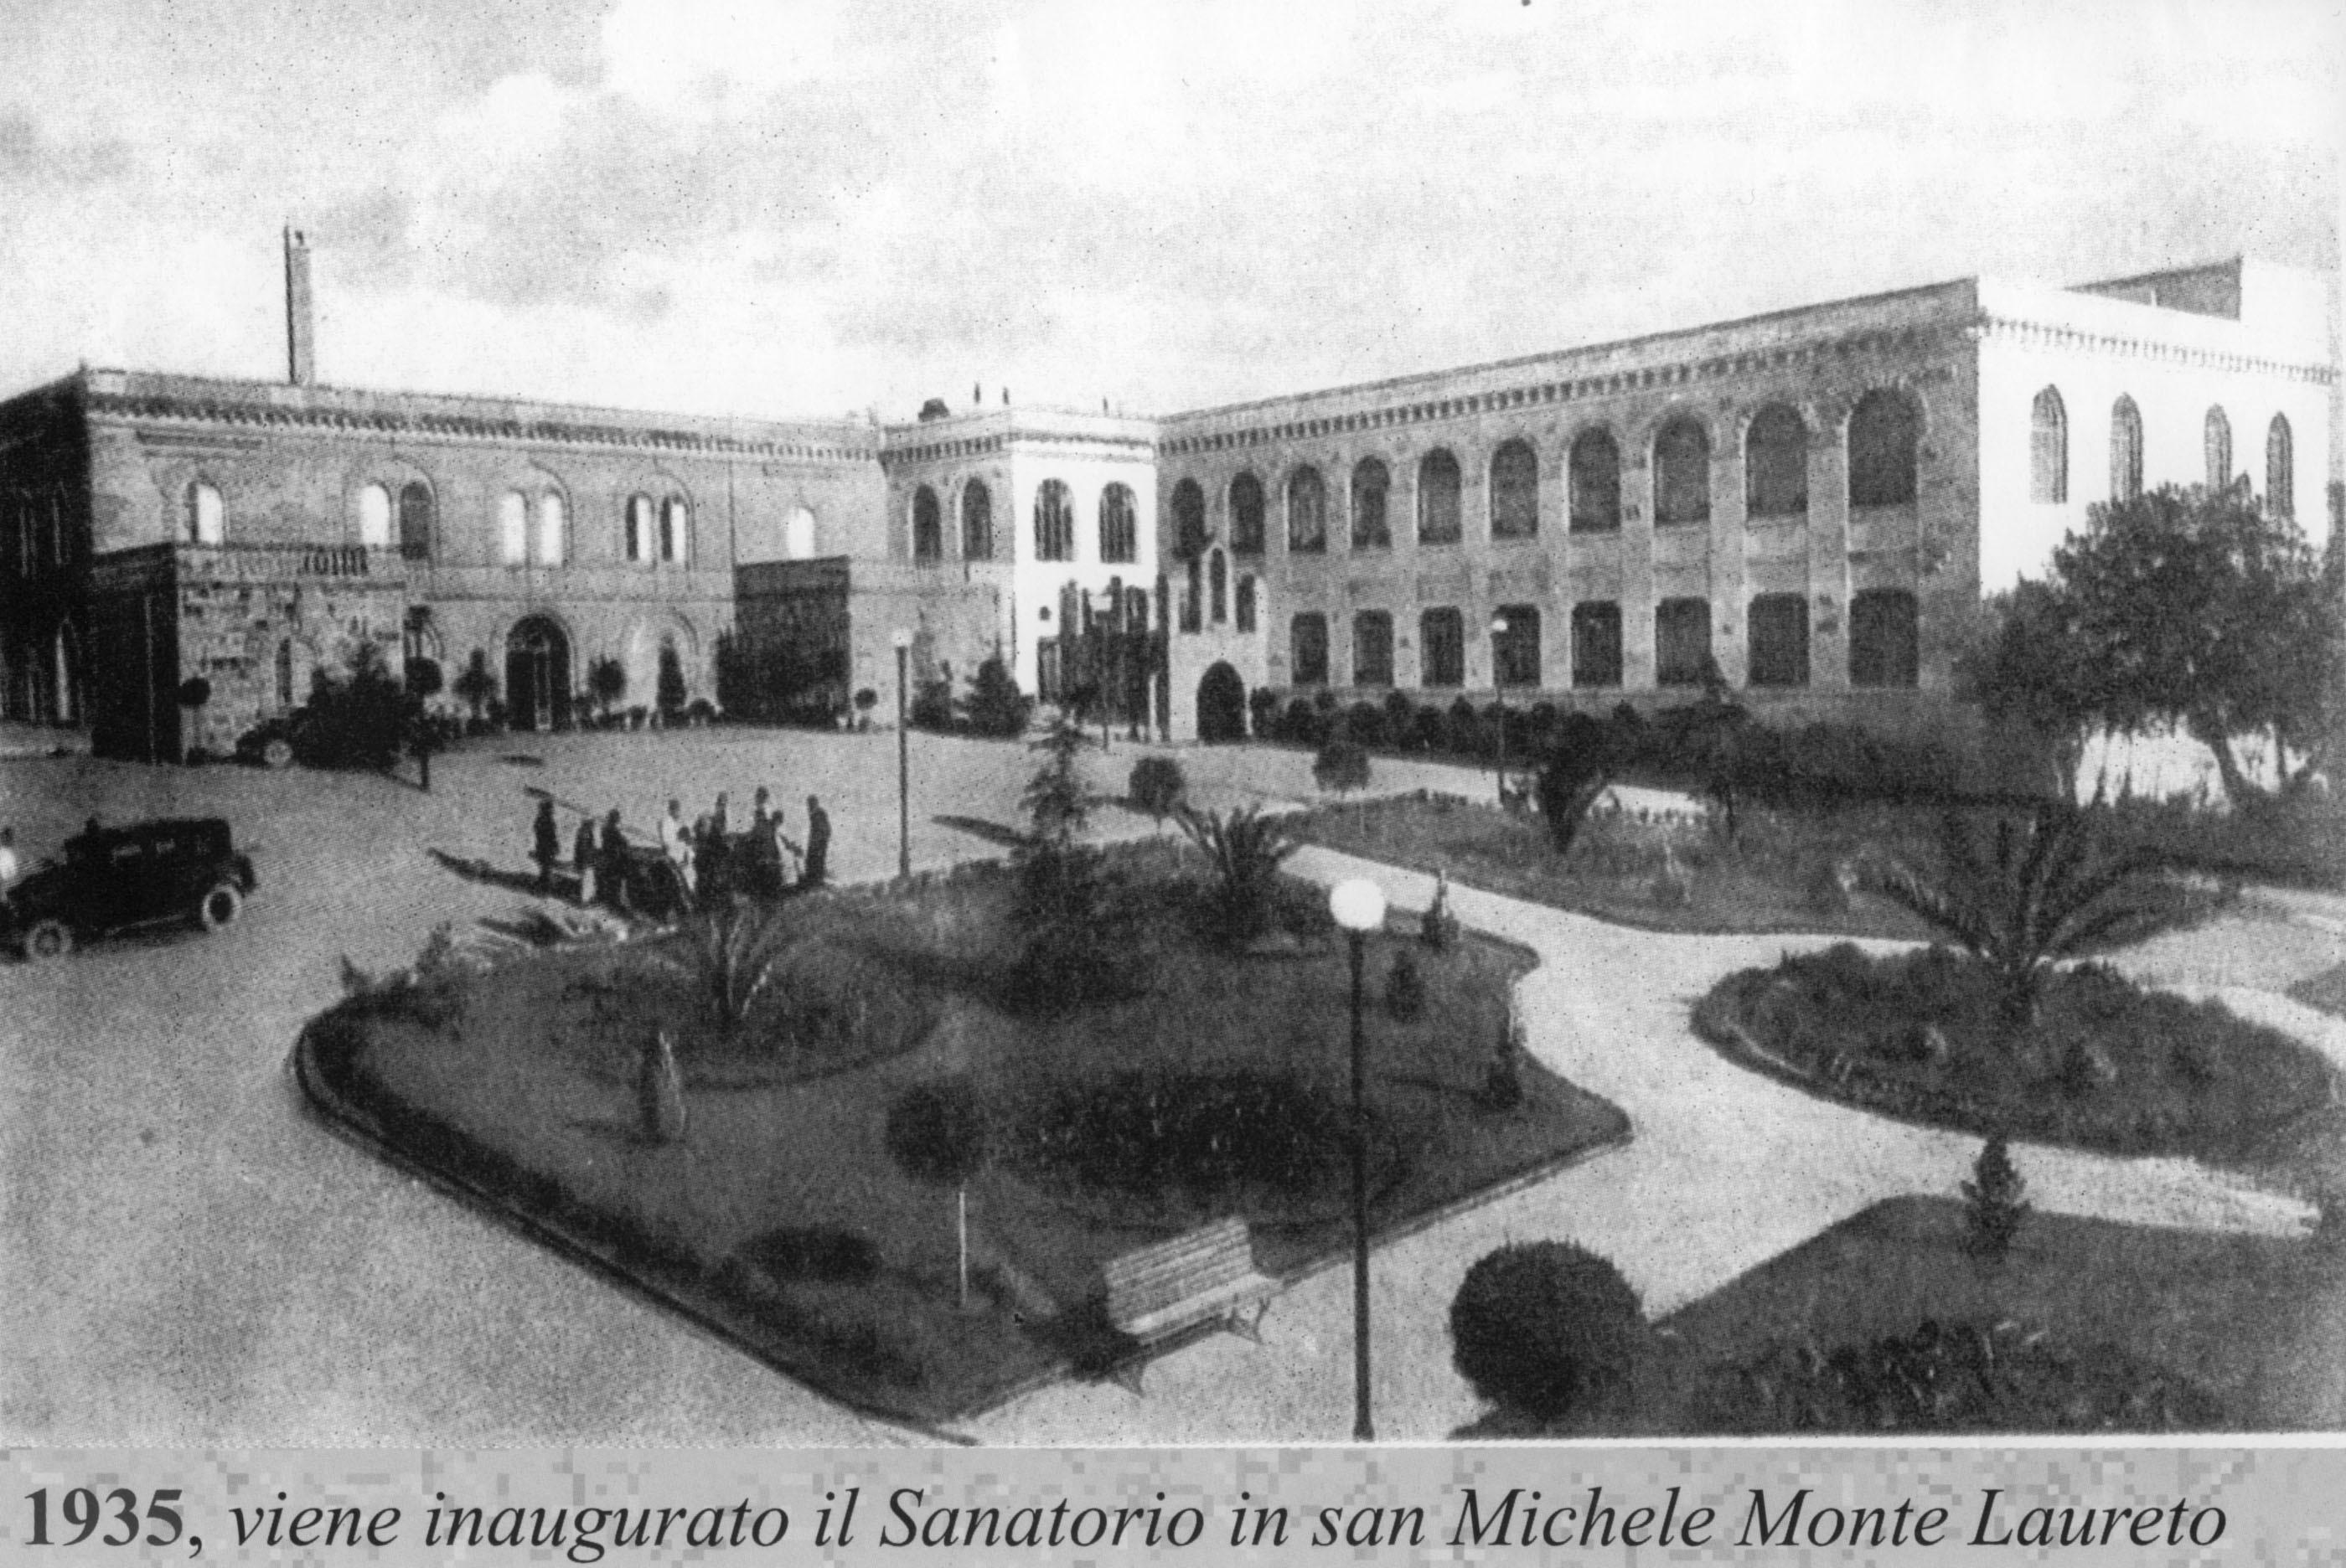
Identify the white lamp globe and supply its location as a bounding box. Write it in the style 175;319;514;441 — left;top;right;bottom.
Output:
890;627;913;650
1329;878;1387;933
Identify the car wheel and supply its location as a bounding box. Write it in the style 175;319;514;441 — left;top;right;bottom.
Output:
23;919;72;960
198;883;243;931
261;737;296;770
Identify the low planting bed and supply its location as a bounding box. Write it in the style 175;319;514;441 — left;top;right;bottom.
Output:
1695;944;2335;1163
299;841;1625;1428
1288;790;1941;940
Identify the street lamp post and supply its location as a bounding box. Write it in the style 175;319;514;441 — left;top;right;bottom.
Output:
1490;614;1509;810
891;629;913;882
1329;876;1387;1443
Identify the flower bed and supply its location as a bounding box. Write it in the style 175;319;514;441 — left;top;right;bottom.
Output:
1694;944;2335;1162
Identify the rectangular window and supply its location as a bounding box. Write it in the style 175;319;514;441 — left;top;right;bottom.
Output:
1235;575;1258;634
1290;612;1329;685
1571;601;1623;688
1352;611;1393;687
1745;593;1809;688
1492;605;1541;688
1849;589;1920;688
1419;607;1464;687
1656;596;1712;687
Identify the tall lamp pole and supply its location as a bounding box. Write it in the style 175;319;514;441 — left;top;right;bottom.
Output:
1329;876;1387;1443
891;628;912;882
1489;614;1509;810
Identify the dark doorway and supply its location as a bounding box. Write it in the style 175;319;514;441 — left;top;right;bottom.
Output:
1196;661;1246;744
505;616;571;732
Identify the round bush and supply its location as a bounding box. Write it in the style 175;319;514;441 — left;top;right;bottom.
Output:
1451;1241;1643;1421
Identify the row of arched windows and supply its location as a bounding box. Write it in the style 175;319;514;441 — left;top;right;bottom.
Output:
3;487;73;575
903;478;1145;565
175;477;695;564
2028;390;2296;516
1176;547;1260;634
1170;389;1924;556
1287;590;1919;692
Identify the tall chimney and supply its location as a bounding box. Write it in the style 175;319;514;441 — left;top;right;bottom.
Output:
283;226;315;387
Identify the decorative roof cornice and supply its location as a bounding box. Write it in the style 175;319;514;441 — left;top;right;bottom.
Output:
84;389;881;465
1972;314;2336;384
1158;324;1961;459
880;426;1157;471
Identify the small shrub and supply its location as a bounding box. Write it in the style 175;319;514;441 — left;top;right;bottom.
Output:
1412;705;1448;754
1446;695;1482;758
1178;804;1300;946
1284;697;1323;747
961;654;1032;738
1345;700;1387;749
1383;949;1427;1021
1128;755;1187;832
1313;737;1372;802
1478;1010;1526;1112
1382;690;1418;750
1421;871;1460;951
910;677;954;731
1961;1136;2029;1264
650;900;809;1033
1247;687;1281;740
1450;1241;1643;1421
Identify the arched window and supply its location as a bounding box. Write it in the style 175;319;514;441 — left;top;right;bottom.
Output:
2109;396;2143;503
1746;592;1809;687
1850;589;1920;688
1744;405;1807;518
1419;607;1464;688
2204;407;2232;491
1289;612;1329;685
184;481;224;545
2029;387;2068;503
626;495;654;563
1286;466;1326;553
535;492;566;565
1234;575;1257;634
959;482;992;560
498;491;530;565
1351;457;1391;549
1655;597;1711;686
1099;482;1138;564
1208;548;1227;624
1170;478;1207;558
1848;390;1920;508
1417;449;1462;544
356;483;392;548
397;481;433;560
1228;473;1265;554
1034;478;1073;560
2266;414;2294;518
1491;439;1538;539
659;497;689;564
912;485;943;561
785;504;817;560
1568;429;1620;533
1491;606;1541;688
1652;417;1711;525
1353;611;1393;686
1571;602;1623;688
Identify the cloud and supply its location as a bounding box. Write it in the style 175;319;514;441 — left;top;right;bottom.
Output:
0;112;133;187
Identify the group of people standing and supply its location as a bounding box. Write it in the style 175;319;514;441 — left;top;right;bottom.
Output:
530;787;830;916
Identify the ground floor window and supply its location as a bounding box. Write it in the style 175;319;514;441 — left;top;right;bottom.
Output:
1492;605;1540;688
1746;592;1809;688
1656;596;1712;687
1290;612;1328;685
1352;610;1393;687
1419;607;1464;687
1571;602;1621;688
1235;575;1257;634
1850;588;1920;688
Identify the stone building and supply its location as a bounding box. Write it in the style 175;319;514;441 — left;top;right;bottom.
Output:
1151;257;2334;745
0;240;2332;763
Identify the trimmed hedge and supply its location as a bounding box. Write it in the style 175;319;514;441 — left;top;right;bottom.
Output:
1450;1240;1644;1421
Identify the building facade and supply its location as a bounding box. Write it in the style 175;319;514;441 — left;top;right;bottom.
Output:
0;249;2332;762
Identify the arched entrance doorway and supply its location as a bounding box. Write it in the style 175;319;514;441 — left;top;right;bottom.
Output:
1196;661;1246;743
505;616;571;732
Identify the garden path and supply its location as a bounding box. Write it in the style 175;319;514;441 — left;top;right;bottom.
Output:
969;845;2325;1446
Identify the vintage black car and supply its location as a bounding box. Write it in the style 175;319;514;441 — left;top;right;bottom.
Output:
3;818;258;958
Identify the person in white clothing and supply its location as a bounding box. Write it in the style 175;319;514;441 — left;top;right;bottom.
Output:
0;827;18;890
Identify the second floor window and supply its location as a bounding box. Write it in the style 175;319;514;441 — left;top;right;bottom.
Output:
1100;482;1138;564
185;481;224;545
1035;478;1074;561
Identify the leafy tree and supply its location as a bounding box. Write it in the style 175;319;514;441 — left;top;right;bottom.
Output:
1313;738;1372;828
587;653;628;720
452;649;499;724
1956;580;2101;798
1862;799;2174;1037
2018;482;2340;803
299;642;410;769
1534;712;1616;859
1127;755;1187;833
910;676;955;731
1450;1241;1644;1423
1011;714;1135;1003
886;1082;990;1309
656;641;689;717
961;653;1032;739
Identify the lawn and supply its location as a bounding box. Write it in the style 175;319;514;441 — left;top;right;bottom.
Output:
1468;1197;2346;1436
298;840;1626;1429
1287;789;1940;940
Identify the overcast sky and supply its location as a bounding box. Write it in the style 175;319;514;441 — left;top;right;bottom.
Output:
0;0;2337;424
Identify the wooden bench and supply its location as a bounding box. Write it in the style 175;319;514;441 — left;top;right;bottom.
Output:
1102;1218;1278;1392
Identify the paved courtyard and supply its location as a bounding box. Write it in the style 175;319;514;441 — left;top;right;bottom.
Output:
3;725;2340;1444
